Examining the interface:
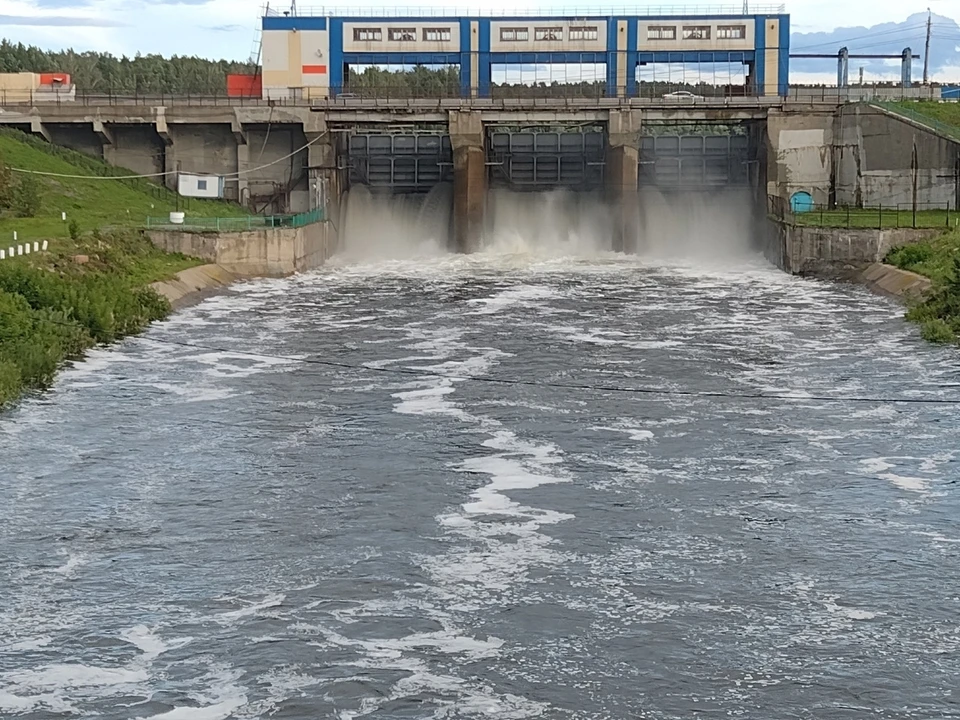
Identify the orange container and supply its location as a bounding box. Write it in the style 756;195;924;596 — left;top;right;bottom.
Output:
39;73;70;86
227;74;262;97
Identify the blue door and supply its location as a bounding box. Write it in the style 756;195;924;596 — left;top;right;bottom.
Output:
790;191;814;213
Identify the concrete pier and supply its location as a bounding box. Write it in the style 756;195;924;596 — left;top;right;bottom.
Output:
450;111;485;254
606;110;642;254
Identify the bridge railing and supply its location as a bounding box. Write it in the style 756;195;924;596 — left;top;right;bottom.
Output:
0;87;850;110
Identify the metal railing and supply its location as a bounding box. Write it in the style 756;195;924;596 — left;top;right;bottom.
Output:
266;5;786;16
871;102;960;143
0;86;859;110
786;86;950;102
770;198;958;230
145;208;325;232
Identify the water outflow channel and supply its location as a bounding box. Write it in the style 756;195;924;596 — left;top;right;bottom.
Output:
2;233;960;718
339;185;759;259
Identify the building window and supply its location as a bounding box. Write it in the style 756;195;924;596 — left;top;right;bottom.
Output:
388;28;416;42
353;28;382;41
500;27;529;42
647;26;676;40
568;26;599;41
534;27;563;41
682;26;711;40
423;27;451;42
716;25;746;39
197;180;208;191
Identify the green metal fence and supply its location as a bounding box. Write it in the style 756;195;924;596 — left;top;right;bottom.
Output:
145;207;325;232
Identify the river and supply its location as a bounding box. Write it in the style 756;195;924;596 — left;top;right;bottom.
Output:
2;245;959;719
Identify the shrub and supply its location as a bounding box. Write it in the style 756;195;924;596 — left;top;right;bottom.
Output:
886;243;933;271
13;173;42;217
920;319;956;344
68;219;81;240
0;360;21;407
0;155;14;210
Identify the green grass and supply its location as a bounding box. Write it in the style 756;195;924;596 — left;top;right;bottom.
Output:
884;101;960;142
885;227;960;285
0;129;250;408
793;207;958;230
0;128;248;245
885;227;960;346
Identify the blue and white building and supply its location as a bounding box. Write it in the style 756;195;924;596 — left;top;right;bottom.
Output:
260;7;790;99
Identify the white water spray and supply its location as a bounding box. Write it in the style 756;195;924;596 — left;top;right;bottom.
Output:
635;187;757;261
480;188;616;257
336;184;758;264
337;184;452;262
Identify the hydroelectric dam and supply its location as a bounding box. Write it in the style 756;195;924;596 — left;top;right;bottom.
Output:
2;97;957;264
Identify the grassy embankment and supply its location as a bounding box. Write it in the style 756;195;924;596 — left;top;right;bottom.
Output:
0;129;247;408
879;102;960;344
886;228;960;344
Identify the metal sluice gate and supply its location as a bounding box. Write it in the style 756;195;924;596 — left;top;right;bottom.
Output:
639;134;751;188
344;130;754;193
486;130;606;190
347;133;453;192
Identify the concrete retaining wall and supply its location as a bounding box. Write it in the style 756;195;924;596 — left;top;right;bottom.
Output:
765;220;940;277
858;262;932;300
150;264;240;310
146;221;337;277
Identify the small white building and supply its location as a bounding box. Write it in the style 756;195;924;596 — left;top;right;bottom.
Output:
178;173;225;198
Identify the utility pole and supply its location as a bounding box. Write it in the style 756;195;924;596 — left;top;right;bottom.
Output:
923;8;932;85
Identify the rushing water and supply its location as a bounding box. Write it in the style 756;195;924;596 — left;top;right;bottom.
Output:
3;199;960;719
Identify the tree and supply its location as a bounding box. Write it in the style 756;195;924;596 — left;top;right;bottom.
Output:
13;174;42;218
0;39;256;95
0;155;14;210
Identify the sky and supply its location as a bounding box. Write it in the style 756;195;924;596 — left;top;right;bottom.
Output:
0;0;958;83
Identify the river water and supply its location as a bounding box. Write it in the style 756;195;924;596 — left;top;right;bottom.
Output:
2;235;960;718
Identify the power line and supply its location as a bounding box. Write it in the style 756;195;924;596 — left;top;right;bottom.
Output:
8;131;328;181
791;23;929;51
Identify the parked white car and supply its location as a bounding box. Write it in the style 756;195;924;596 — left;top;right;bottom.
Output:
662;91;704;101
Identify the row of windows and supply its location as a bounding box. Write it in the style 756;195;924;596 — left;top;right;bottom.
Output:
353;27;452;42
351;23;745;44
647;24;746;41
500;26;600;42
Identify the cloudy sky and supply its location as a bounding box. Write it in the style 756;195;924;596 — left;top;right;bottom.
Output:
0;0;958;82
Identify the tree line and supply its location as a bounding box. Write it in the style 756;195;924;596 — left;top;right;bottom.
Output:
0;40;255;95
0;40;750;97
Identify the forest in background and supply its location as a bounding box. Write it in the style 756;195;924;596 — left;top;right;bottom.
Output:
0;40;256;95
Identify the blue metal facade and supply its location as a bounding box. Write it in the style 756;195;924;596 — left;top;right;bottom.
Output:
263;13;791;97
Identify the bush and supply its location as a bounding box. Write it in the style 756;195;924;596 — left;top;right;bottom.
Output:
886;243;933;271
68;219;81;240
13;173;42;217
0;155;14;210
0;360;20;407
0;253;175;407
920;319;956;344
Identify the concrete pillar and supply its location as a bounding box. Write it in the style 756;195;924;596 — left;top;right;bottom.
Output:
606;109;641;254
232;113;249;206
449;110;485;254
29;117;51;143
162;131;177;192
93;119;115;164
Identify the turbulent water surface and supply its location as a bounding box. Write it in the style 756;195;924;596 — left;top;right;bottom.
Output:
2;201;960;719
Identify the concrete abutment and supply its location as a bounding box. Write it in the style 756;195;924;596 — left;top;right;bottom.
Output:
449;111;485;254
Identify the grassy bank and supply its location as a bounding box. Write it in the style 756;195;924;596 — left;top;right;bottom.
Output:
885;227;960;344
0;129;246;408
794;206;957;230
